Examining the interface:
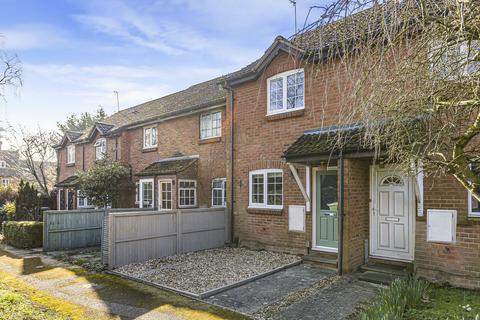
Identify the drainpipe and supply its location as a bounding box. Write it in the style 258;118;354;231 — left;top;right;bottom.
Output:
338;151;345;276
223;84;235;244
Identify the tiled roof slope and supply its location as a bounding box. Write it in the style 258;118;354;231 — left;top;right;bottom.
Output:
283;124;369;160
136;156;198;177
63;76;227;145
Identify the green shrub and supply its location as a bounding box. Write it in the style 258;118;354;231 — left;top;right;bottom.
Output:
361;278;430;320
2;221;43;248
3;202;16;221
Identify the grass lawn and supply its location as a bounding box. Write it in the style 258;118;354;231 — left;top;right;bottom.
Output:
0;281;69;320
405;285;480;320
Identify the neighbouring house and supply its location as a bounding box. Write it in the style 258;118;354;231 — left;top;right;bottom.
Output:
0;139;52;190
223;32;480;289
54;78;227;211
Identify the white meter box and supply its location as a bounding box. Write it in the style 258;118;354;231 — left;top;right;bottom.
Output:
289;205;305;232
427;209;457;244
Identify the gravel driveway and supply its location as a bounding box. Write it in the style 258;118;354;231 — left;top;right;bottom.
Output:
115;247;300;295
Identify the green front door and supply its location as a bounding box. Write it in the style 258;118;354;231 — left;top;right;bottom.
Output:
315;171;339;249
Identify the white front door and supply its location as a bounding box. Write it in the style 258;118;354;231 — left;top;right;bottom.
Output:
370;166;415;261
158;180;173;210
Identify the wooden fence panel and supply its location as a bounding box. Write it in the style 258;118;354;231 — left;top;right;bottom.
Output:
107;208;228;268
43;209;105;251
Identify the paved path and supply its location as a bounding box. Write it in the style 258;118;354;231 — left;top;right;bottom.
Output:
205;264;380;320
0;246;246;320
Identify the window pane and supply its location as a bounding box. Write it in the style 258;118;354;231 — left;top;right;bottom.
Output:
286;71;304;110
320;173;338;212
472;194;480;213
252;174;264;204
269;78;283;111
267;172;282;205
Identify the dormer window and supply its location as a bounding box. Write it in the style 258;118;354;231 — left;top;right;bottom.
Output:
95;138;107;160
267;69;304;116
67;145;75;164
143;125;158;149
0;161;6;168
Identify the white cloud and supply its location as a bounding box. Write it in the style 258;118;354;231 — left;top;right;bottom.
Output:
0;24;66;50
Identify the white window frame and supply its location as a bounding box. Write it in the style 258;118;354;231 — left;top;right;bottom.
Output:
77;190;93;208
178;179;197;208
249;169;283;210
468;191;480;217
212;178;227;207
95;138;107;160
143;125;158;149
67;145;75;164
139;178;154;209
0;161;7;168
1;178;10;187
266;68;305;116
135;182;140;204
158;179;173;211
200;111;222;140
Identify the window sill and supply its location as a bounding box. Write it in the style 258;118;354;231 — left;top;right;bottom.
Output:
266;109;305;121
247;207;283;215
141;147;158;153
199;136;221;144
66;163;75;167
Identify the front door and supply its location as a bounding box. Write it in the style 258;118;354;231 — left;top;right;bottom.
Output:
158;180;173;210
313;170;338;252
370;167;414;261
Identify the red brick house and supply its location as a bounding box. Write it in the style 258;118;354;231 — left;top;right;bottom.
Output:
224;35;480;289
53;26;480;290
54;78;227;212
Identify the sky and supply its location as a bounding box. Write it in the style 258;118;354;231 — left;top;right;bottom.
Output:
0;0;325;138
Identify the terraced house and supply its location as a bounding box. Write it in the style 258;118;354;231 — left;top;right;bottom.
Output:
54;78;227;211
55;14;480;291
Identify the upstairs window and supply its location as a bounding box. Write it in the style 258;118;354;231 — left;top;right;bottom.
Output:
179;180;197;208
468;191;480;218
95;138;106;160
67;145;75;164
200;111;222;139
0;161;6;168
143;126;158;149
267;69;304;115
249;169;283;209
212;178;226;207
1;178;10;187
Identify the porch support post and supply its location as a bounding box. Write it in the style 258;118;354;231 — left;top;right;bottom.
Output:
338;152;345;276
288;163;310;204
306;165;311;212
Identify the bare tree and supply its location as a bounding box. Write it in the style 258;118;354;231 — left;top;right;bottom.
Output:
7;126;57;195
294;0;480;199
0;36;22;98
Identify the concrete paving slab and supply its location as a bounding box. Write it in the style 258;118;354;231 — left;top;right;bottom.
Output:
272;276;380;320
205;264;335;314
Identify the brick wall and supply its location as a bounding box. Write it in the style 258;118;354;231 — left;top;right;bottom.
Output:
416;175;480;289
228;51;354;255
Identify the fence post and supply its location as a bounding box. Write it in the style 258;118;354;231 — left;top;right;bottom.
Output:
42;211;48;251
224;208;229;244
176;209;182;254
108;210;115;269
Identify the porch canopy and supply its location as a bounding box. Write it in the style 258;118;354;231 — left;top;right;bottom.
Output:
55;175;80;188
283;124;374;164
136;155;198;177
